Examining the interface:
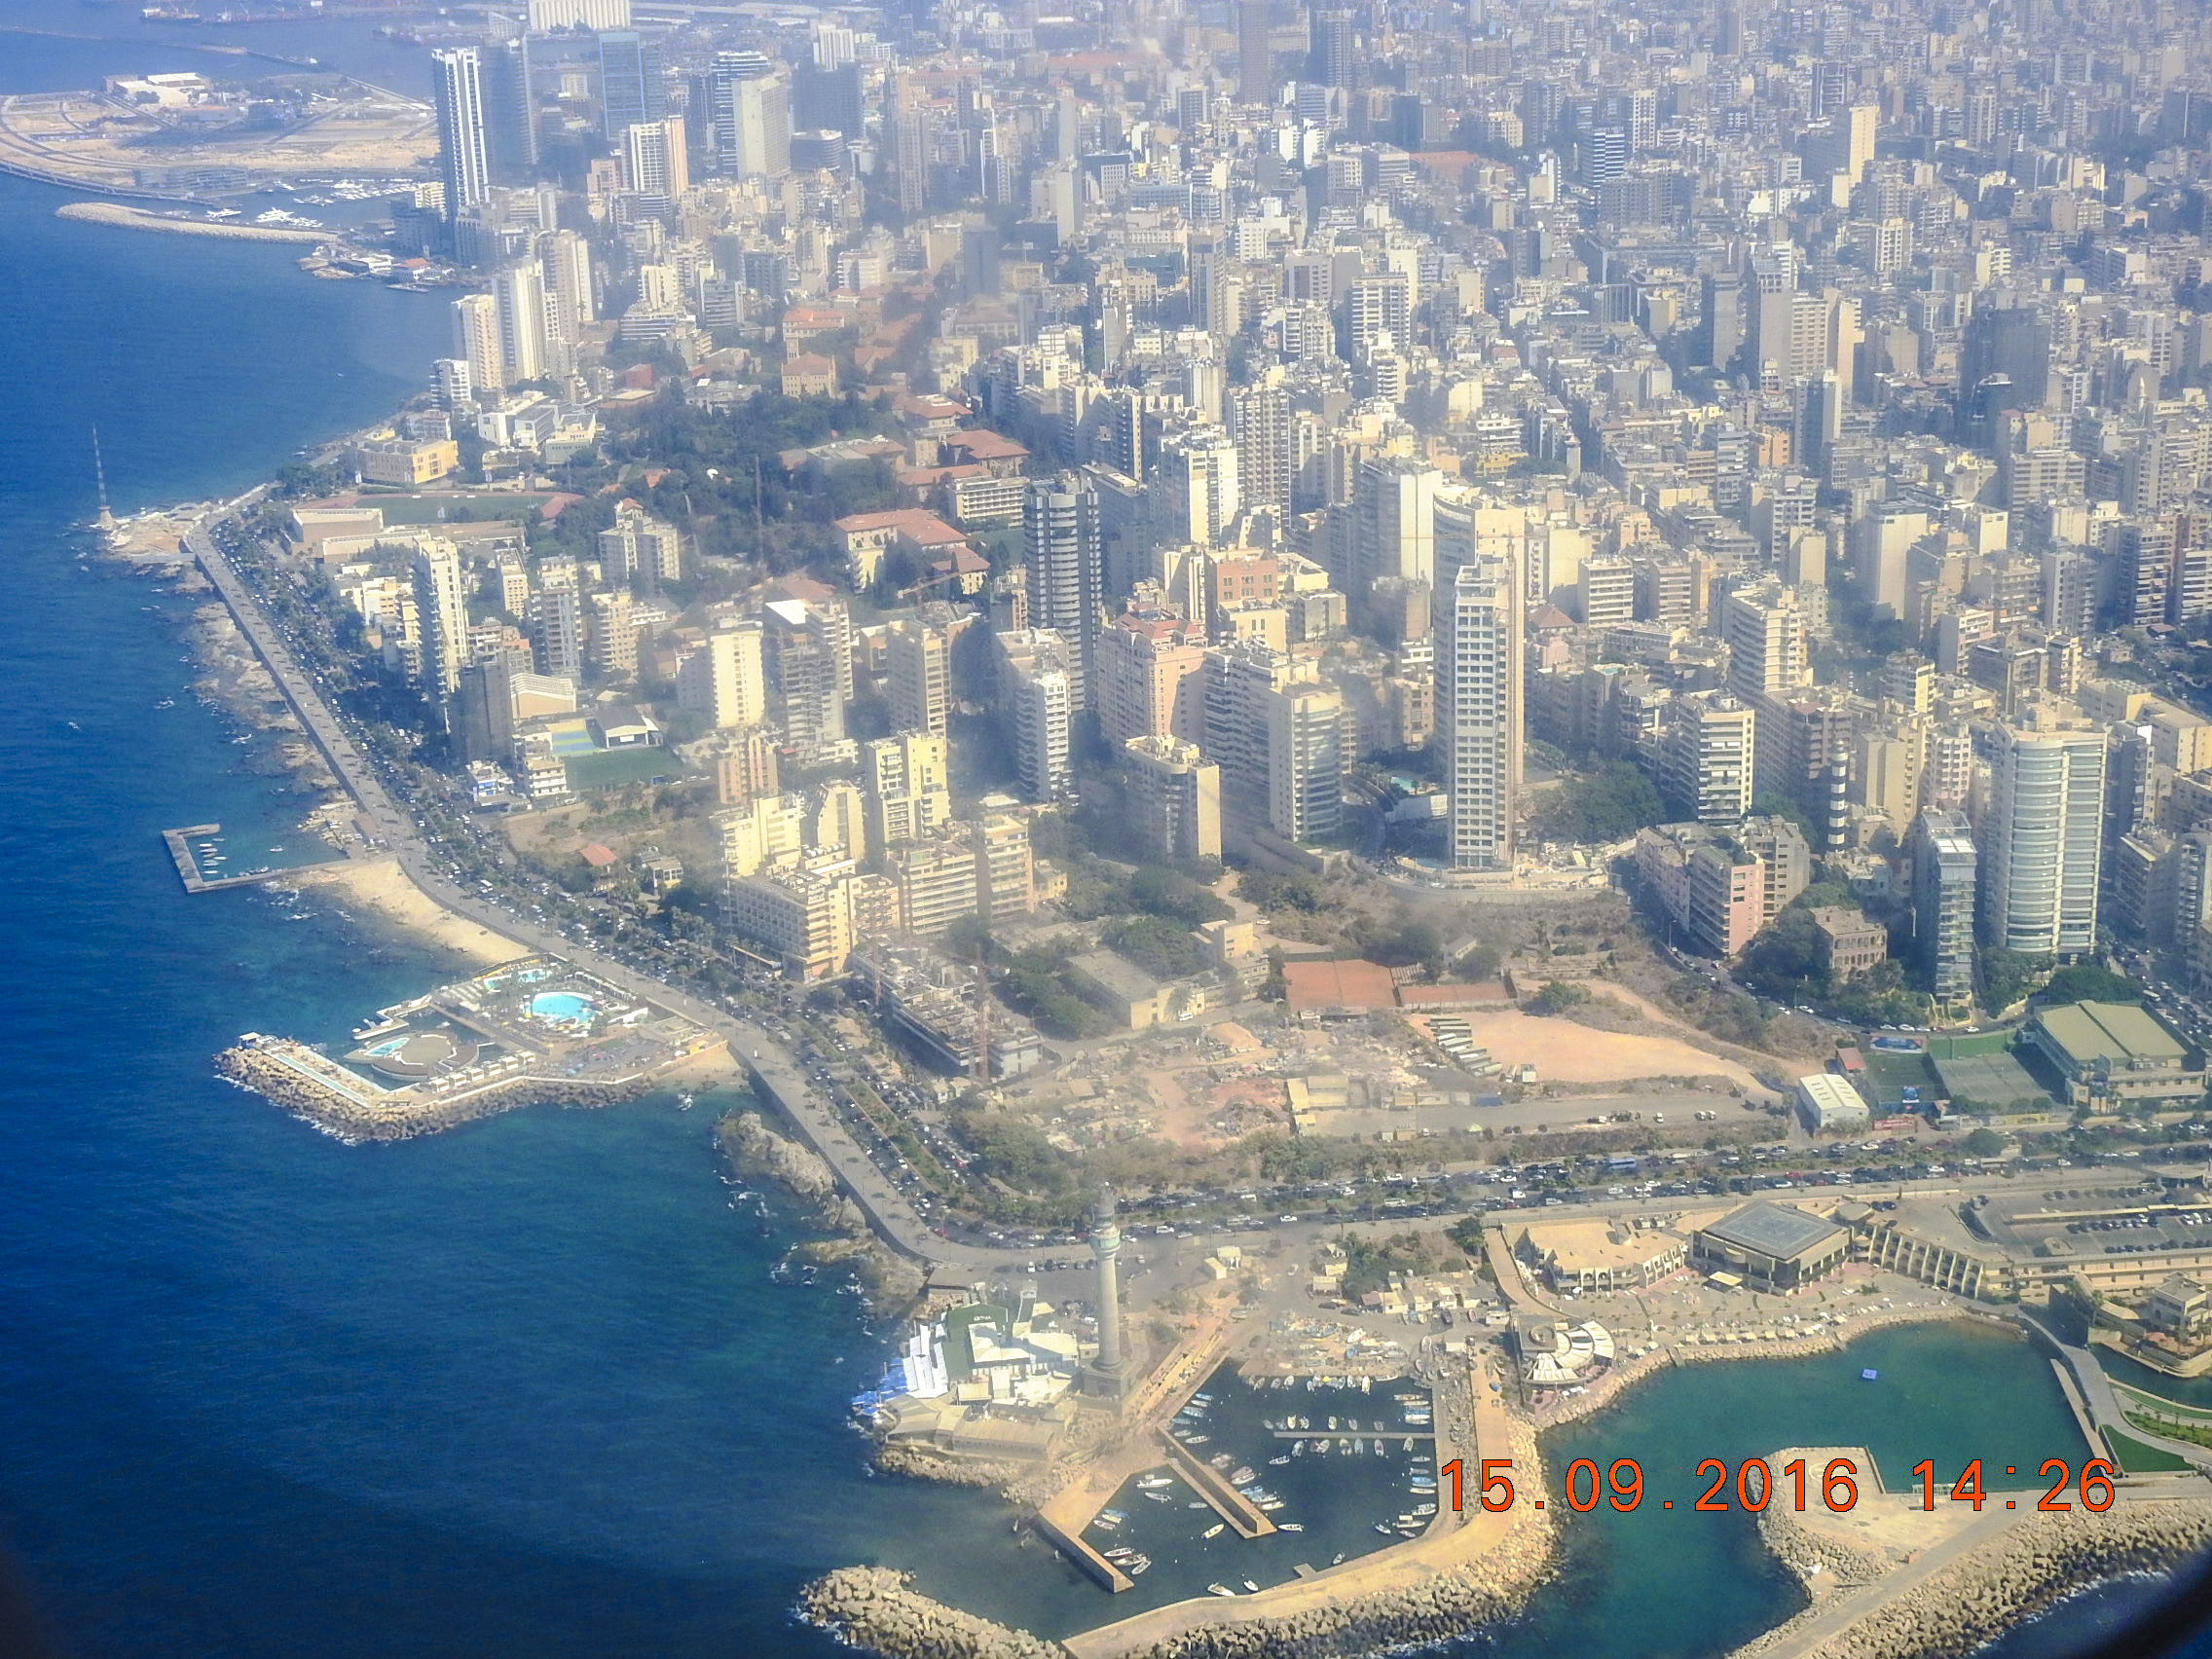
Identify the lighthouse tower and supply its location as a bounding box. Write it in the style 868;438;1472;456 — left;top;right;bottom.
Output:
1083;1183;1133;1399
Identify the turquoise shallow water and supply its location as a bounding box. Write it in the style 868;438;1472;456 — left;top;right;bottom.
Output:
0;10;2201;1656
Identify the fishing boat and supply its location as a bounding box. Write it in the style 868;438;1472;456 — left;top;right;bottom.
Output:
1373;1441;1385;1456
1137;1475;1175;1490
1202;1523;1225;1539
1143;1492;1171;1503
1280;1522;1304;1531
1374;1523;1396;1534
1269;1456;1290;1466
1182;1434;1209;1445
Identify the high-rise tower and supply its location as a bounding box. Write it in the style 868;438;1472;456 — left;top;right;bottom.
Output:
597;29;665;140
430;48;492;222
1022;476;1103;712
1440;555;1521;870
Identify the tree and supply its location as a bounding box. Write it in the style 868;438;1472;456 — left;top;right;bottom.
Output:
1980;948;2052;1013
1737;907;1824;1001
1124;866;1232;926
1964;1127;2008;1158
1446;1216;1485;1258
1528;980;1590;1015
2037;963;2143;1008
1529;761;1664;844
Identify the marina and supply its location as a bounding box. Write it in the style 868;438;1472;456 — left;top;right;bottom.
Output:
162;821;343;892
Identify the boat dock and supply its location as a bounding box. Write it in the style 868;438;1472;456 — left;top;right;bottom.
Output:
1029;1513;1136;1594
1271;1429;1434;1441
162;824;298;893
1158;1435;1277;1540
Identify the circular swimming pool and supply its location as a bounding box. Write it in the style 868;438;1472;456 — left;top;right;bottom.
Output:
529;992;595;1024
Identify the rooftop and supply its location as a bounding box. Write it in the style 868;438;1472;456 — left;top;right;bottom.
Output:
2034;1001;2189;1066
1699;1201;1847;1261
1280;957;1399;1014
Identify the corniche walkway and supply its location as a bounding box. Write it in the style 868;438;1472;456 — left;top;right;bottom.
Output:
2015;1307;2212;1470
185;509;1030;1273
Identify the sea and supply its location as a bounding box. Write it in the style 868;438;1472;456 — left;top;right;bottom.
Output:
0;8;2199;1657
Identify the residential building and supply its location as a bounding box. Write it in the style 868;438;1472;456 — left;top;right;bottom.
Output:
1123;735;1222;864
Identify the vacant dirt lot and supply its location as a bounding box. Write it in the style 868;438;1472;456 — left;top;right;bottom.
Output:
1410;1010;1763;1090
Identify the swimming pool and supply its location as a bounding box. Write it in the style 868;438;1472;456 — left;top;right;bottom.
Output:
529;992;595;1025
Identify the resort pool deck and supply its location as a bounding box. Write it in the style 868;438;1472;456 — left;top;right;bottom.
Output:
529;992;596;1027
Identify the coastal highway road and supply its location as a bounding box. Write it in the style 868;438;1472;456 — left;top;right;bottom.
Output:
185;518;1031;1275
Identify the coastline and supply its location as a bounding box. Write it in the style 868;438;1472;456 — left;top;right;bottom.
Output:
1537;1304;2003;1433
291;854;521;968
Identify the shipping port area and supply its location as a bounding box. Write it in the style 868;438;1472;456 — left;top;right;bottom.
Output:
216;955;725;1139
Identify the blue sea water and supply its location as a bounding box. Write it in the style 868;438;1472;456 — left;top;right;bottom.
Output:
0;12;2204;1658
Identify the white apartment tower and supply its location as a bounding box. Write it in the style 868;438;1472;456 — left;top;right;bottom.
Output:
1981;723;2107;957
412;541;470;697
1160;425;1241;548
996;628;1076;801
1439;555;1521;870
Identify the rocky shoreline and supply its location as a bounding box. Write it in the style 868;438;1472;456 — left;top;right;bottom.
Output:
717;1111;925;1310
1727;1500;2212;1659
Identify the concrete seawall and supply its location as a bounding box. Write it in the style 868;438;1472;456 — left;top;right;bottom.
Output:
1730;1499;2212;1659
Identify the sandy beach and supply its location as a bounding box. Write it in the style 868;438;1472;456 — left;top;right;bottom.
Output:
293;856;524;968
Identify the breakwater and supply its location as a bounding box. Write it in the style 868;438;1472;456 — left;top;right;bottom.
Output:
215;1043;642;1141
1728;1500;2212;1659
801;1548;1555;1659
57;202;333;242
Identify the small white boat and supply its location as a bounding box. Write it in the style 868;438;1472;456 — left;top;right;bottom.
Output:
1202;1523;1225;1539
1208;1584;1236;1598
1242;1580;1260;1593
1280;1522;1304;1531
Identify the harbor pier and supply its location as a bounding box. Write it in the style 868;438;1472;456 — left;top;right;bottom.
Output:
163;823;319;892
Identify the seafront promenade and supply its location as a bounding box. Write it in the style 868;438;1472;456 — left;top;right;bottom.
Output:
183;510;1031;1273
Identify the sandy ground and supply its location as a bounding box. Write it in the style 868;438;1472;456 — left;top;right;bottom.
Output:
296;856;526;968
1410;1010;1762;1089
